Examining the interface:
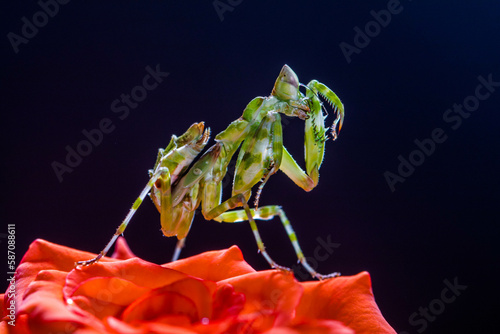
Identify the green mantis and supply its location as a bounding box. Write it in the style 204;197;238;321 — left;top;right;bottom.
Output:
77;65;344;280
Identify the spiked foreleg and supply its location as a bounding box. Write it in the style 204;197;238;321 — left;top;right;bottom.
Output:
279;85;332;192
307;80;345;139
303;88;327;187
76;167;169;266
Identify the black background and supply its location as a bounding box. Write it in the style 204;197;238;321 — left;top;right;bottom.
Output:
2;1;499;333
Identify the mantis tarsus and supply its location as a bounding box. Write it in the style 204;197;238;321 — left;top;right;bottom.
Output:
77;65;345;280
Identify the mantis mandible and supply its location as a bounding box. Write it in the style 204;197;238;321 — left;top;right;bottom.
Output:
77;65;345;280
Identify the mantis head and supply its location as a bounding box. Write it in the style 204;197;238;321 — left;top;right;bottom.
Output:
272;64;300;101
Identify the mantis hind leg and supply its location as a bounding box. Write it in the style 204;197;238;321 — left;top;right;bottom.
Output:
75;167;170;266
215;205;340;280
172;238;186;261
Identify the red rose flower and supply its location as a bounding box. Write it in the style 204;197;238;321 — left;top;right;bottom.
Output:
1;238;395;333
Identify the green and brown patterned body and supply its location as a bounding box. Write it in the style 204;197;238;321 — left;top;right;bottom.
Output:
77;65;344;280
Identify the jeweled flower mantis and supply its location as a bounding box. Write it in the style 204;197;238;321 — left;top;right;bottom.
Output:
77;65;344;280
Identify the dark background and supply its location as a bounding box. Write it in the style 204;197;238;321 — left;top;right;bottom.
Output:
2;1;499;333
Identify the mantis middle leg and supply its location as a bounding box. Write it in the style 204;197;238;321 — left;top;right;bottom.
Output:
211;204;341;280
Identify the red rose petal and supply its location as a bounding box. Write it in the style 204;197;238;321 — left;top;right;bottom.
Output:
3;239;396;334
63;257;188;301
223;270;302;320
161;278;217;319
111;236;137;260
123;290;197;323
104;316;148;334
265;319;355;334
72;277;150;306
296;272;396;334
122;277;216;324
106;315;196;334
212;284;245;320
4;239;116;313
69;277;151;319
17;269;105;332
163;246;256;281
69;294;126;321
222;270;303;332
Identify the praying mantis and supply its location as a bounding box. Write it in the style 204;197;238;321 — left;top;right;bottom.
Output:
77;65;345;280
